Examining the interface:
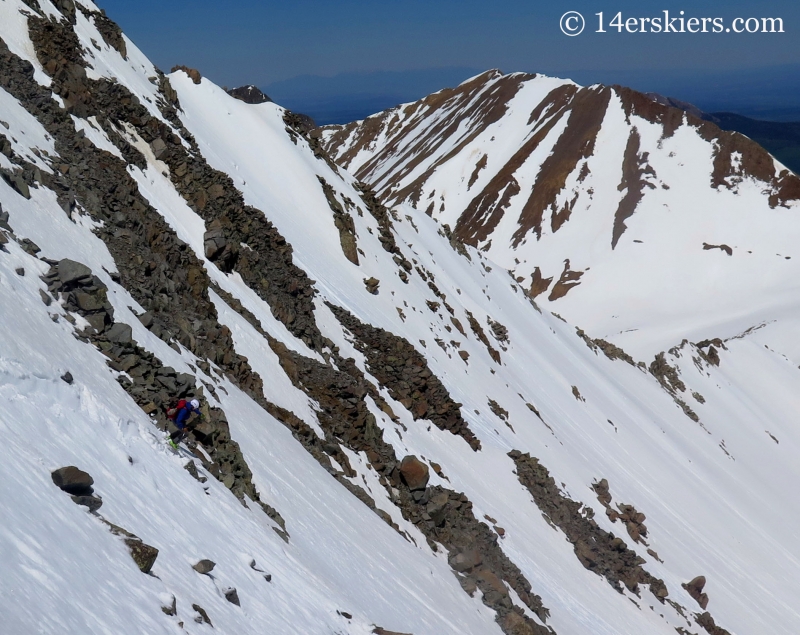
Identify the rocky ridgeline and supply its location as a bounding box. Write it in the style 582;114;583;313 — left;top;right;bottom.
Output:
318;176;360;265
509;451;668;600
329;304;481;451
23;1;325;354
0;7;295;530
6;11;260;397
38;258;287;534
209;285;550;635
649;349;700;423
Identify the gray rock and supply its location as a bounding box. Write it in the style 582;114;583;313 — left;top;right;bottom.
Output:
51;466;94;496
57;259;92;285
449;548;483;573
161;594;177;616
39;289;52;306
3;172;30;199
61;371;74;384
224;588;240;606
192;559;216;574
84;313;108;333
192;603;212;625
74;291;104;312
106;322;133;345
150;138;167;159
15;267;24;276
70;494;102;512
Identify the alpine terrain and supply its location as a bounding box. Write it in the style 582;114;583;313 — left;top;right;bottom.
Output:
1;2;798;635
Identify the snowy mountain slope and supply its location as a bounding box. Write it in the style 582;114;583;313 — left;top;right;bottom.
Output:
1;3;799;635
321;71;800;359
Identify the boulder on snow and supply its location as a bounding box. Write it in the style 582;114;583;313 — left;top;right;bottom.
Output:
224;587;240;606
683;575;709;609
399;455;429;491
124;538;159;574
192;559;216;574
51;466;94;496
203;225;227;260
363;277;380;295
57;259;92;285
61;371;74;384
192;603;212;625
160;594;177;616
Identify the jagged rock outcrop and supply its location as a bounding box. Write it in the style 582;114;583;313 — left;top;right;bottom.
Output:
227;85;271;104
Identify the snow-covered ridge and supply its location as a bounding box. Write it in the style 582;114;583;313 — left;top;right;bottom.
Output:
322;72;800;359
1;2;799;635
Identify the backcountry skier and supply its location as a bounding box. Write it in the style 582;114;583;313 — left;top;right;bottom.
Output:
166;398;201;448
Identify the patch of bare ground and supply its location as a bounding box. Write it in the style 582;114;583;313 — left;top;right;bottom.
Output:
611;128;657;248
386;73;532;208
511;86;611;247
467;154;488;189
528;266;553;299
454;84;577;246
702;243;732;256
691;116;800;208
510;452;668;600
548;259;584;301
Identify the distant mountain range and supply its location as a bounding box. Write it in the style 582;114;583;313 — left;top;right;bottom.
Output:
267;68;800;175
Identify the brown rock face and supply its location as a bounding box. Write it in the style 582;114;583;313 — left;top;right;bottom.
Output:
124;539;159;574
399;455;430;491
684;575;710;609
171;65;202;84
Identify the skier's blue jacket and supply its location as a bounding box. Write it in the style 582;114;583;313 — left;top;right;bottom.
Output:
174;402;198;428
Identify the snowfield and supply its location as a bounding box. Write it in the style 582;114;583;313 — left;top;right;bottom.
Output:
1;2;799;634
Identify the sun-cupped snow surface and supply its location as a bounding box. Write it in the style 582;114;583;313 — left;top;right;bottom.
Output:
169;74;800;633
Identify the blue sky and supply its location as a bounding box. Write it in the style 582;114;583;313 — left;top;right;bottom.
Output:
100;1;799;122
100;1;797;83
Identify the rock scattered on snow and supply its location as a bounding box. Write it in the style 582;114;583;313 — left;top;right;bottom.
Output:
363;277;380;294
224;587;240;606
192;603;212;625
51;466;94;496
160;594;177;616
124;539;159;574
398;455;429;491
70;494;102;512
683;575;709;610
192;559;216;574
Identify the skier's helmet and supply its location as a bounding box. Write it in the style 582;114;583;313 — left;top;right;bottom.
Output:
190;399;200;409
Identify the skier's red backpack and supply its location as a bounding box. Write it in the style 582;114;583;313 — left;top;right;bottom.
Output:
166;399;187;421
